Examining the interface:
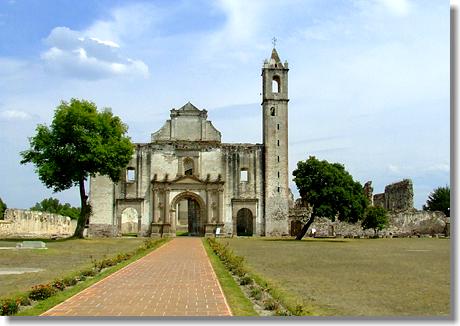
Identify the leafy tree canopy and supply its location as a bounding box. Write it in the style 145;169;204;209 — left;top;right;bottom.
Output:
293;156;369;240
361;206;389;235
0;197;7;219
423;185;450;216
293;156;368;223
31;197;80;220
21;98;134;237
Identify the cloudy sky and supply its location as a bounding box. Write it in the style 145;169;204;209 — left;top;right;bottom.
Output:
0;0;449;210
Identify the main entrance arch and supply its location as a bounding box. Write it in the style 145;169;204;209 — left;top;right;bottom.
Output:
171;192;206;236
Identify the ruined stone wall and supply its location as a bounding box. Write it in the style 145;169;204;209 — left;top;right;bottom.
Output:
372;179;414;212
384;179;413;211
373;193;385;208
0;209;77;239
288;209;448;238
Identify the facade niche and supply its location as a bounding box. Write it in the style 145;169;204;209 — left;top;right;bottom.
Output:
184;158;194;176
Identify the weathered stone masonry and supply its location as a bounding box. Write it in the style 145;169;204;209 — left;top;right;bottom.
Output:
289;179;449;238
88;49;290;237
0;209;77;239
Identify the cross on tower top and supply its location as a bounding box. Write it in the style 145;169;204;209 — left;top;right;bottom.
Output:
272;37;277;48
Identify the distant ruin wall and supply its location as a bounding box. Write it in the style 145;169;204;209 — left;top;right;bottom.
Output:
0;209;77;239
373;179;414;212
289;210;448;238
385;179;414;211
373;193;385;208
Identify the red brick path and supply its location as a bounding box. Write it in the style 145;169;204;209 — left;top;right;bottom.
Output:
41;238;232;317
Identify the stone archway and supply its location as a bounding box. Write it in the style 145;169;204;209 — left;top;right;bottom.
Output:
171;192;206;236
120;207;139;234
236;208;253;236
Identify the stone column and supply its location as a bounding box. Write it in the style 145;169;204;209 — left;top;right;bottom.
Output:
153;189;159;223
170;209;176;233
164;189;170;224
218;189;224;223
206;190;213;223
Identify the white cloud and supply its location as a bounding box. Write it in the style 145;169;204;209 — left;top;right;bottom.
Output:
378;0;411;16
41;26;149;80
424;163;450;173
387;164;401;174
0;110;33;121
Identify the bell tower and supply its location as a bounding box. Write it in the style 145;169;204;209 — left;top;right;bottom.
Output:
262;46;289;236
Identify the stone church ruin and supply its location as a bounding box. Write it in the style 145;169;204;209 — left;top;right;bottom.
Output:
89;48;291;237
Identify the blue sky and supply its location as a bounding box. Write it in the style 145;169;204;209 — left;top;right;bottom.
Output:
0;0;449;210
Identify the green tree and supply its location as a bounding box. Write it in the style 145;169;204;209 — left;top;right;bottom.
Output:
361;206;389;236
423;185;450;216
292;156;369;240
0;197;7;219
21;99;134;238
31;197;80;220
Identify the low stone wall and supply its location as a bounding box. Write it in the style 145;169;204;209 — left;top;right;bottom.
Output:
0;209;77;239
384;210;448;237
308;217;375;238
87;224;121;238
290;210;449;238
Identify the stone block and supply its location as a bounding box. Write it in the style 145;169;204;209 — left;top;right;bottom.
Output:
21;241;47;248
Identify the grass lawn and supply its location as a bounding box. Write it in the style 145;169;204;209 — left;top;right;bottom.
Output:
221;237;451;317
0;237;146;298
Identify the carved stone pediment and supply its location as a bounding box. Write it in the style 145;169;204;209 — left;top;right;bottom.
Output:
173;175;203;185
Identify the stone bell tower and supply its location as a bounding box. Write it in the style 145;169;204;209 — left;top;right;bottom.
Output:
262;46;289;236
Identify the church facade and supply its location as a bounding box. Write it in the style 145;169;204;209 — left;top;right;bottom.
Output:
88;49;291;237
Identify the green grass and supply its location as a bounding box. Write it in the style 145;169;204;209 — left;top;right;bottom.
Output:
221;237;451;317
202;239;258;316
15;238;170;316
0;237;147;298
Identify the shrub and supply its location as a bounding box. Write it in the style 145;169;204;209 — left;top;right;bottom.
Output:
275;308;290;316
239;274;252;286
249;286;262;300
81;268;97;277
263;298;279;311
62;276;78;286
52;279;66;291
0;298;19;316
15;295;31;306
29;284;56;301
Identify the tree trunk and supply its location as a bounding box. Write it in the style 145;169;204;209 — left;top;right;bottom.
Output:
295;216;315;240
73;178;90;238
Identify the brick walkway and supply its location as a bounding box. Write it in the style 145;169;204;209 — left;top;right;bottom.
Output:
41;238;232;317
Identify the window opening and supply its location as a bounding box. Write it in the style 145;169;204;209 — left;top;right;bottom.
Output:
272;76;281;93
240;169;248;182
277;156;280;162
270;107;276;116
277;140;280;146
277;123;280;130
127;168;135;182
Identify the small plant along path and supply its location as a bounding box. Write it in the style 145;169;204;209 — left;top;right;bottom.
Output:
41;238;232;317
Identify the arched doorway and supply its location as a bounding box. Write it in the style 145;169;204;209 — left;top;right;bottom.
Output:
121;207;139;234
173;192;205;236
237;208;253;236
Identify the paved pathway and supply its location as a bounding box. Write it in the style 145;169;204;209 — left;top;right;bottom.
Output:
41;238;232;317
